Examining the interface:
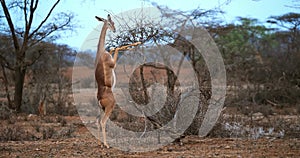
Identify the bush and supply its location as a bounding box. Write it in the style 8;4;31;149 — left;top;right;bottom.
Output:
0;126;35;141
0;104;13;120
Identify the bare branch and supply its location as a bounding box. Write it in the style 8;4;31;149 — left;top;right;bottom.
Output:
28;0;60;39
0;0;20;51
29;13;73;47
24;0;28;27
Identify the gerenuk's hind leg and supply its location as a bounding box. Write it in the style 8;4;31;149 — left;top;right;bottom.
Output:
99;97;115;148
97;101;102;147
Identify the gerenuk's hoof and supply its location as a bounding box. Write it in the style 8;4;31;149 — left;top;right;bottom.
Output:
104;143;110;149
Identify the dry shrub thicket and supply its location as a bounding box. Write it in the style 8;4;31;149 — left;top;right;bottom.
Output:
0;114;76;141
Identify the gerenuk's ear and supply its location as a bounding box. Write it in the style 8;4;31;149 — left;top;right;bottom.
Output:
95;16;105;22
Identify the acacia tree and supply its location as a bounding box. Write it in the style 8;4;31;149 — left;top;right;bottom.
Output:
103;5;223;136
268;12;300;54
0;0;74;112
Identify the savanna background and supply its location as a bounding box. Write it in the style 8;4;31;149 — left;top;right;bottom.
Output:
0;0;300;157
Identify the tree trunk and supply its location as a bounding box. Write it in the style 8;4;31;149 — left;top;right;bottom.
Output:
14;66;26;112
166;69;176;96
140;66;149;104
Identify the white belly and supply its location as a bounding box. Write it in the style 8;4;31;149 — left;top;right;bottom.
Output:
112;70;116;90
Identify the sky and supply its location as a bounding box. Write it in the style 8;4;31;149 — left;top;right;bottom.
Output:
52;0;298;50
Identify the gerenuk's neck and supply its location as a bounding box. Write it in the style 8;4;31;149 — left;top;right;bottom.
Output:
95;22;108;66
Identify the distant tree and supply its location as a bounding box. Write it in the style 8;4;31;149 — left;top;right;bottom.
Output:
263;13;300;106
216;17;273;63
0;33;14;106
24;43;75;114
268;12;300;54
211;17;281;110
0;0;75;112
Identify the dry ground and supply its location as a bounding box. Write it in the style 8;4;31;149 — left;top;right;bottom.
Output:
0;115;299;157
